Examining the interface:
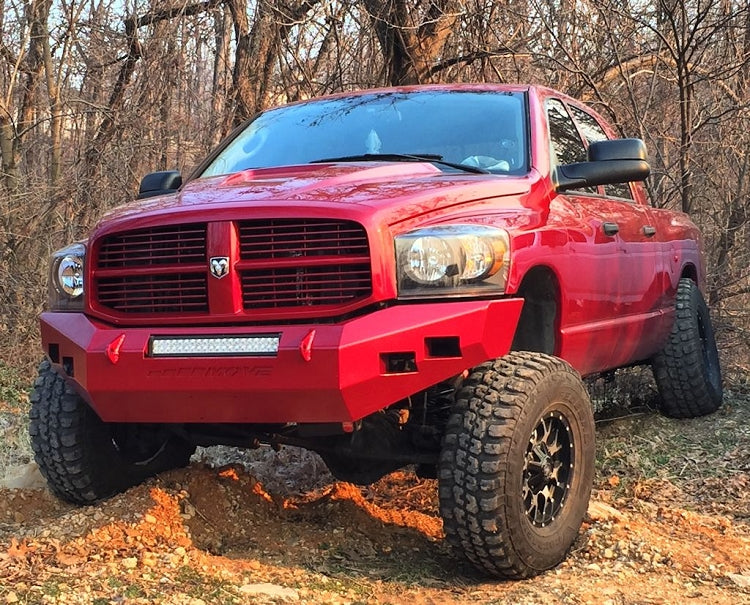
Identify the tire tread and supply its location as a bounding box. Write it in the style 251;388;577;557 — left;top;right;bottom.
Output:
653;279;723;418
439;352;593;579
29;360;194;504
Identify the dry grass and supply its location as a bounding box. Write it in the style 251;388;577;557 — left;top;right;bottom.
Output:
0;362;32;484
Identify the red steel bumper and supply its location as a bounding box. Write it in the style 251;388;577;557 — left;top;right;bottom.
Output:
39;299;523;424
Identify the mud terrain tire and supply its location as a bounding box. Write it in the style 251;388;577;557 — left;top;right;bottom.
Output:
652;278;723;418
29;360;195;504
438;352;595;578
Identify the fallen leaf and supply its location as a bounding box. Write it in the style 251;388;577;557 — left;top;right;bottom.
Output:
56;552;85;567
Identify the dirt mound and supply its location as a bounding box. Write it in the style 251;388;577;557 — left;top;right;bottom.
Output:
0;461;749;604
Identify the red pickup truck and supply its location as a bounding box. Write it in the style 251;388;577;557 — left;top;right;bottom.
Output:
31;84;722;578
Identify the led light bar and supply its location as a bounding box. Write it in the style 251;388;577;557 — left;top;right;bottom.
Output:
149;334;281;357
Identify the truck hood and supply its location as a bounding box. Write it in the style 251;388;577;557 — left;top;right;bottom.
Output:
97;162;540;234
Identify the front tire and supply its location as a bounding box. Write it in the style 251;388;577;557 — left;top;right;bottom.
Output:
652;278;723;418
29;360;195;504
439;352;595;579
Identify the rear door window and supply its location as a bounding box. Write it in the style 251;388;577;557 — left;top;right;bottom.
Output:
547;99;596;193
568;105;634;200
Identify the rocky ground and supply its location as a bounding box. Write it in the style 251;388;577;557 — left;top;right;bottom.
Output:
0;375;749;604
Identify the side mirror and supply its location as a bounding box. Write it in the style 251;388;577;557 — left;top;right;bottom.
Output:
556;139;650;192
137;171;182;199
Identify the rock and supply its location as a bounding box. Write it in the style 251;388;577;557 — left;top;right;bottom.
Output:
587;501;626;523
727;573;750;588
1;463;46;489
239;583;299;601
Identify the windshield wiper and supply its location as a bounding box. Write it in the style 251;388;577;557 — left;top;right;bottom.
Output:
311;153;490;175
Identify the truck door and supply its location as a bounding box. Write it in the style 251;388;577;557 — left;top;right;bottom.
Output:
566;104;666;366
546;99;658;374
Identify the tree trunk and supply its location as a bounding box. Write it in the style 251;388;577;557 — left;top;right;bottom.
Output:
225;0;321;126
211;4;232;144
42;23;64;186
0;115;19;194
362;0;461;85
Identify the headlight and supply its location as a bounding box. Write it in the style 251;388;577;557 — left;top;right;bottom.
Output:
395;225;509;298
49;243;86;310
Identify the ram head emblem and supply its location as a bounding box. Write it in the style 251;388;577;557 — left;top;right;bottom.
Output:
209;256;230;279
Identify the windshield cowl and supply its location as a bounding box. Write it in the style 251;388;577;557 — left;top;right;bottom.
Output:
311;153;490;174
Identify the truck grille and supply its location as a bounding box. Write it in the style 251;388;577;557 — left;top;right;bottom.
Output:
238;219;370;259
242;266;372;308
97;274;209;313
92;219;372;318
237;219;371;309
94;224;209;314
97;224;207;268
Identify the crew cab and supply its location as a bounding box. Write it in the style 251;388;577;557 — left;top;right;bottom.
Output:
31;84;722;578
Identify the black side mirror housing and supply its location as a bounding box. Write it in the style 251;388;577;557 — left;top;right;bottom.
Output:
556;138;650;192
137;171;182;199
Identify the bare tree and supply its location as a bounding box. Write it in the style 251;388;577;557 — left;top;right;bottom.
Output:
360;0;463;85
0;0;748;370
225;0;322;126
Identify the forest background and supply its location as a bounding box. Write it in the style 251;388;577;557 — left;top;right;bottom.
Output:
0;0;748;379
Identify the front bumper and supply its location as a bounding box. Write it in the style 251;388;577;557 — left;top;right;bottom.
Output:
40;299;523;424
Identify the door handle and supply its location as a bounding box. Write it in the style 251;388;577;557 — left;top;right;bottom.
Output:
602;222;619;236
643;225;657;237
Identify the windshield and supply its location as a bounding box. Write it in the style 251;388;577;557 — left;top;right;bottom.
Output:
200;90;529;177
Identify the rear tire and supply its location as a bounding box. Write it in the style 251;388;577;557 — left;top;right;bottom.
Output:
29;360;195;504
439;352;594;578
652;278;723;418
